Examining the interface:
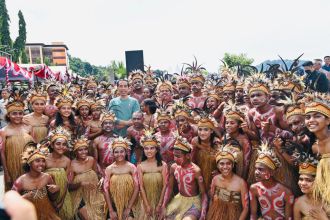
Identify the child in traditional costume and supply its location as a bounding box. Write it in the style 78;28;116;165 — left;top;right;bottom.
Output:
13;142;61;220
45;127;74;220
68;136;106;220
162;136;208;220
192;114;221;189
0;96;34;191
304;93;330;206
23;89;49;143
103;137;139;220
207;145;249;220
137;129;168;220
293;153;330;219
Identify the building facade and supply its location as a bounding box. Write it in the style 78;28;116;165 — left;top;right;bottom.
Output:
24;42;69;66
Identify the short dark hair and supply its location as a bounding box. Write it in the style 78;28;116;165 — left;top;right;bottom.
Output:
302;61;313;67
143;98;158;114
324;56;330;59
116;79;129;86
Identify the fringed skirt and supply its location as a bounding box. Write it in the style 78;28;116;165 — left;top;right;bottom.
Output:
24;187;61;220
32;126;48;143
196;149;217;188
275;156;300;196
166;194;201;220
207;187;242;220
5;133;34;191
109;173;134;220
137;172;163;220
46;168;74;220
71;169;106;220
313;154;330;205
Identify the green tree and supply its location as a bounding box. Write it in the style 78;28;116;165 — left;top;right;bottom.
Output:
13;10;26;62
108;60;126;79
0;0;12;47
222;53;254;67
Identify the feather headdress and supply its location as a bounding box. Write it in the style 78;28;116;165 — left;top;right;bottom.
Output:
256;141;281;170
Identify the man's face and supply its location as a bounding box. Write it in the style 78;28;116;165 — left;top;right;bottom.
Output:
178;85;191;98
118;81;129;96
255;162;272;182
313;61;322;70
324;57;330;65
133;79;143;90
269;90;286;106
249;91;269;108
159;88;172;101
102;120;114;132
288;115;305;135
132;112;143;127
158;119;170;132
175;115;189;130
47;85;59;99
304;66;313;72
235;88;244;103
191;81;203;93
223;90;235;103
1;90;10;99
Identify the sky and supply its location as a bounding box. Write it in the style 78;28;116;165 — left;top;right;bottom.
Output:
7;0;330;72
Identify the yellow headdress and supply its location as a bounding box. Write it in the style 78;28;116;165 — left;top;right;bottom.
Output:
111;137;132;151
101;111;117;123
208;91;221;101
140;129;160;147
216;144;238;163
21;142;49;164
5;99;25;113
156;108;172;122
55;85;73;108
256;141;281;170
156;81;173;92
176;65;190;88
197;113;218;130
247;73;270;95
49;126;71;146
44;78;61;91
90;98;106;111
224;101;245;122
144;66;157;85
278;96;305;119
75;96;92;109
304;93;330;118
27;87;47;104
86;77;98;89
299;157;318;176
173;100;191;119
73;136;89;151
174;134;192;153
129;69;144;82
184;57;206;84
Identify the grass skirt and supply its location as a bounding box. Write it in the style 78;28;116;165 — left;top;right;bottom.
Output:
71;169;106;220
166;194;201;220
313;154;330;205
206;187;242;220
46;168;74;220
32;126;48;143
110;173;134;220
196;149;217;188
137;172;163;220
5;133;34;191
24;187;61;220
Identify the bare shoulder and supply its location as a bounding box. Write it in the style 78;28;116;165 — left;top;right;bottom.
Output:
191;162;201;173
